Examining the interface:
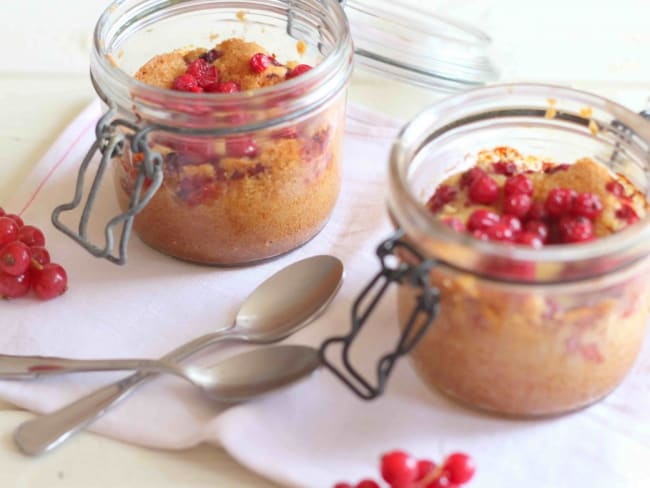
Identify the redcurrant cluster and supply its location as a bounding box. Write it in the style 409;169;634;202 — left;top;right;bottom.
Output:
172;49;312;94
0;208;68;300
428;163;625;246
333;450;475;488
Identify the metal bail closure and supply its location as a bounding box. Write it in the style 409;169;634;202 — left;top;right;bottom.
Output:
51;102;164;265
319;230;440;400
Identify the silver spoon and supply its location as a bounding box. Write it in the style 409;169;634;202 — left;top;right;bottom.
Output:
14;254;343;456
0;345;320;402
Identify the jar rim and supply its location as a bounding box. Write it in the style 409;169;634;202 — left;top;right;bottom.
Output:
91;0;353;132
389;83;650;282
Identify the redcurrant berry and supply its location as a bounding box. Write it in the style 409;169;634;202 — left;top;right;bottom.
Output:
467;209;500;232
572;192;603;220
524;220;548;239
0;217;19;247
0;271;31;298
173;74;203;93
333;483;353;488
442;452;476;484
504;174;533;196
605;180;625;197
250;53;271;73
380;450;418;487
468;174;499;204
491;161;517;176
545;188;576;217
558;215;594;243
616;204;639;225
18;225;45;247
30;247;51;266
460;167;486;189
500;215;522;233
32;263;68;300
486;222;516;242
427;185;457;213
0;241;31;276
503;193;532;218
416;459;437;481
526;201;548;221
5;214;24;227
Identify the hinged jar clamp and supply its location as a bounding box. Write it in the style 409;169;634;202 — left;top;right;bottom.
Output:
319;231;440;400
51;102;165;265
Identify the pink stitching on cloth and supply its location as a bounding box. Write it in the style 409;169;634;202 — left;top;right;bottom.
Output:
19;117;99;216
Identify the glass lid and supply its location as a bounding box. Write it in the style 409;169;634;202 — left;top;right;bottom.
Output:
343;0;499;91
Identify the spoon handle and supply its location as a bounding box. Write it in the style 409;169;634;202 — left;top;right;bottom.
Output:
14;329;237;456
0;355;181;379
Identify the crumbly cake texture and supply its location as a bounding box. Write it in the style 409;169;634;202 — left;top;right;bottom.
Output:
118;38;342;265
402;146;650;416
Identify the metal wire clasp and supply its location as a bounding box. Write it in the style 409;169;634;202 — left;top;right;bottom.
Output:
319;231;439;400
51;103;164;265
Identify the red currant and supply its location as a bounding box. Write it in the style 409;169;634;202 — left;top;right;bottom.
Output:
468;174;499;204
491;161;517;176
226;136;258;158
0;271;31;299
467;209;500;232
0;241;31;276
524;220;549;242
503;193;532;218
333;483;353;488
442;452;476;484
286;64;312;79
544;188;576;217
526;201;548;221
186;59;218;84
206;81;240;93
355;480;380;488
486;222;516;242
30;247;51;266
504;174;533;196
427;185;458;213
250;53;271;73
544;163;570;174
32;263;68;300
5;214;24;227
500;214;522;233
571;192;603;220
0;217;19;247
516;232;543;248
416;459;437;481
18;225;45;247
380;450;418;487
616;204;639;225
173;74;203;93
460;167;486;189
558;216;594;243
605;180;625;197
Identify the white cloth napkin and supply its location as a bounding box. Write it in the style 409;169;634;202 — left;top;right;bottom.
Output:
1;101;650;488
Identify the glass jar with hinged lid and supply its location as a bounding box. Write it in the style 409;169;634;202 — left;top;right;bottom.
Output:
52;0;498;267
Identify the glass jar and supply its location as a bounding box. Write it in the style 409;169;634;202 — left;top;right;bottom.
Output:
321;84;650;417
54;0;352;265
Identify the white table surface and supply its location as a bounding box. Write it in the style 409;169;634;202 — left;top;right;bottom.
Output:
0;1;648;486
